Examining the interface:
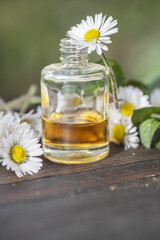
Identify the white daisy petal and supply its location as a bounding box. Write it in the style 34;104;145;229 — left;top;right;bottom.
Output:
96;13;103;30
101;28;118;37
29;149;43;156
99;42;108;51
88;45;94;54
14;108;42;139
96;44;102;55
99;37;111;44
100;20;118;35
101;15;106;27
81;20;90;31
95;14;98;29
150;88;160;106
86;16;93;29
0;112;20;138
99;16;113;33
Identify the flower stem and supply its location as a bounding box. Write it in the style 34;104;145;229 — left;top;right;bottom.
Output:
19;85;37;114
0;98;13;113
7;85;40;112
102;52;119;109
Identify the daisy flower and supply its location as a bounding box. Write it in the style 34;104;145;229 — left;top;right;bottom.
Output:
0;112;20;138
0;112;19;158
15;109;42;139
118;86;150;117
109;104;140;150
150;88;160;106
67;13;118;55
1;123;43;178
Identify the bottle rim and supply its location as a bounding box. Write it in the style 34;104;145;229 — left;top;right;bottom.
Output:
59;38;88;52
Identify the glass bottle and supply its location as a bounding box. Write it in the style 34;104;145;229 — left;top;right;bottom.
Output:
41;38;109;164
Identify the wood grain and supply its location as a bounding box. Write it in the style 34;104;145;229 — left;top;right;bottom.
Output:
1;169;160;240
0;145;160;206
1;144;160;240
0;144;160;185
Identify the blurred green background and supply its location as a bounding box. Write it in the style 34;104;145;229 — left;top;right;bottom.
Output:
0;0;160;100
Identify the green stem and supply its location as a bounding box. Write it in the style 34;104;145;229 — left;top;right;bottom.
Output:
0;98;13;113
19;85;37;114
151;113;160;119
102;52;119;109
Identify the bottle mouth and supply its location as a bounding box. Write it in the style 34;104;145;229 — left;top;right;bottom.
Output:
59;38;88;68
59;38;88;53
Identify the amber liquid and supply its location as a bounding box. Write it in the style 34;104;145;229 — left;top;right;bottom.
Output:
42;109;108;150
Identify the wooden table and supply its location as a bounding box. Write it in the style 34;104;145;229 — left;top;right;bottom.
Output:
1;144;160;240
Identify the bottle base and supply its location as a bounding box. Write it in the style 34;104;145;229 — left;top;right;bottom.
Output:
43;143;109;164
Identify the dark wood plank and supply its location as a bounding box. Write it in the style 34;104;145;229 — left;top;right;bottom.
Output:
0;153;160;206
0;144;160;185
0;175;160;240
0;145;160;240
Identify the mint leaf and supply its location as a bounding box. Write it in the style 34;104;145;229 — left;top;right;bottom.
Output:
152;128;160;149
132;107;160;126
62;81;102;96
123;79;149;95
83;81;102;95
139;118;160;148
62;85;79;93
156;141;160;149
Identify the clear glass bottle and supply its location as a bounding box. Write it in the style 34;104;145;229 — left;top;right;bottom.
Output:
41;38;109;164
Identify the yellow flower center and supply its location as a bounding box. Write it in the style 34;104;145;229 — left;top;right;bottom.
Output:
11;145;26;163
21;120;30;124
112;124;125;142
84;29;100;42
74;97;81;106
120;103;134;116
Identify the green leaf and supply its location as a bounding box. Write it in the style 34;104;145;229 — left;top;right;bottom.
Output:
132;107;160;126
83;81;102;95
152;128;160;149
139;118;160;148
156;141;160;149
61;82;101;96
123;79;149;95
62;85;79;93
142;71;160;91
96;58;125;91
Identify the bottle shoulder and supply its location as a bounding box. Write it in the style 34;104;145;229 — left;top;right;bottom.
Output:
41;62;109;82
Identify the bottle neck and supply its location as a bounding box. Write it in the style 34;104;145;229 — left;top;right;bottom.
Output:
59;38;88;69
